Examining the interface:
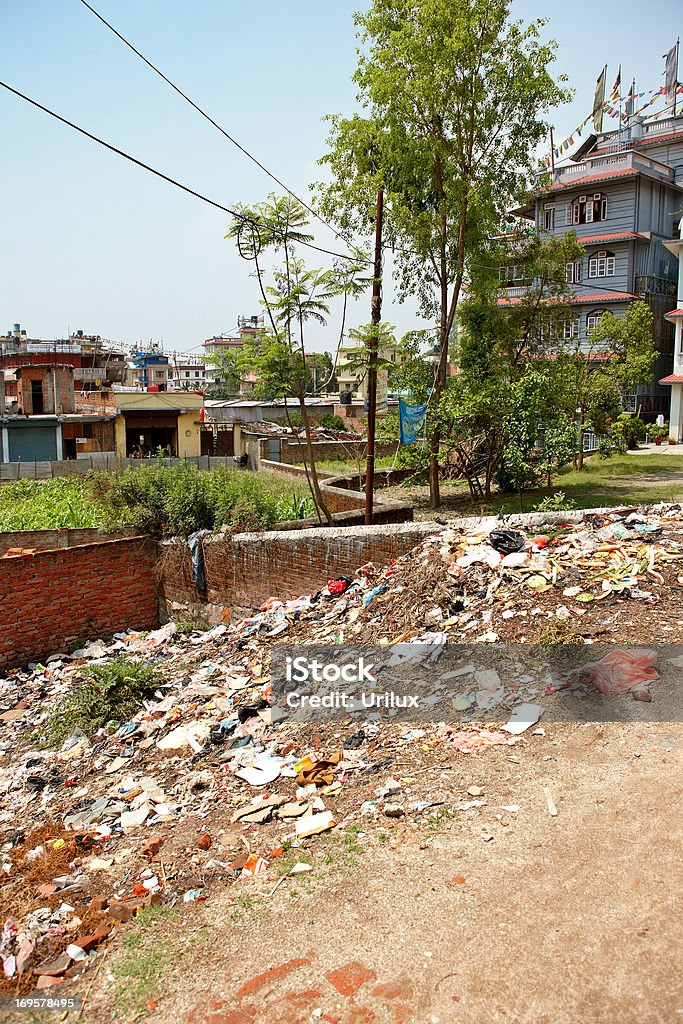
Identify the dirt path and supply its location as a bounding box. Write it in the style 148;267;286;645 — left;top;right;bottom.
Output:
84;722;683;1024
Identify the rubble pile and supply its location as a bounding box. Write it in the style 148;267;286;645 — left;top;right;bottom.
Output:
1;504;682;995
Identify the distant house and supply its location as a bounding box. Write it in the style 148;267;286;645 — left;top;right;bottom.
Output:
114;391;203;458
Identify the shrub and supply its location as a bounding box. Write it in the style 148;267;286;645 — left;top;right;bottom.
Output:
46;657;159;745
316;412;346;431
609;413;646;451
94;463;314;537
534;490;576;512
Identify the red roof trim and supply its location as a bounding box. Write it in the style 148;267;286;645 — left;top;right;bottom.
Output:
659;374;683;384
664;308;683;318
578;231;647;244
497;290;636;307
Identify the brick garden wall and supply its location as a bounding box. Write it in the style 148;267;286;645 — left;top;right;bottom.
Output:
0;537;158;668
0;528;131;557
158;522;436;625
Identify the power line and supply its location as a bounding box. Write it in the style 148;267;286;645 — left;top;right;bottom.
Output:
77;0;348;247
0;79;366;264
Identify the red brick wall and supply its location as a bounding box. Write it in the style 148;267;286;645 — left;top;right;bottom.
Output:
159;523;435;622
0;537;158;668
0;528;132;557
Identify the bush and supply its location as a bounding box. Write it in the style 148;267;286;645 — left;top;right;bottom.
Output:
534;490;576;512
316;412;346;431
46;657;159;745
94;462;315;536
609;413;646;451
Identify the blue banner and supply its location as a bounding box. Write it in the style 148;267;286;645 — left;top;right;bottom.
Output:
399;399;428;446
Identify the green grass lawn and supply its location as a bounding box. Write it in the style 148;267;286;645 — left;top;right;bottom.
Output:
379;450;683;518
502;452;683;514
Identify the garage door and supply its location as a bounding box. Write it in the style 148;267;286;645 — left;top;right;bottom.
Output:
8;427;58;462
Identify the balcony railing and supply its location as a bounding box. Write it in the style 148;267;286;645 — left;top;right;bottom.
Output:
552;150;673;185
635;276;677;298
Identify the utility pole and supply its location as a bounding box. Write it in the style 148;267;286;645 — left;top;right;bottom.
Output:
365;187;384;525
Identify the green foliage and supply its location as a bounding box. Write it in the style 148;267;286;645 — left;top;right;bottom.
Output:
46;657;159;745
376;410;429;473
649;422;670;442
316;411;346;431
203;346;242;394
0;478;108;531
95;462;314;536
387;330;435;404
534;490;576;512
609;413;646;452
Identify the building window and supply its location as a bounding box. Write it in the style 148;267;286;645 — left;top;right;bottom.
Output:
155;370;166;379
572;193;607;224
185;370;190;377
195;371;201;377
587;310;607;333
500;265;531;286
588;250;615;278
543;205;555;230
562;317;580;340
566;261;581;284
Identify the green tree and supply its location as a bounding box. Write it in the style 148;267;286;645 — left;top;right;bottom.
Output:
555;300;656;469
203;345;242;397
450;231;582;498
226;195;367;523
317;0;570;507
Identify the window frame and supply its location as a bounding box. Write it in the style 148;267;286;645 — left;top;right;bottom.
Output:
572;193;607;225
588;250;616;278
586;309;608;334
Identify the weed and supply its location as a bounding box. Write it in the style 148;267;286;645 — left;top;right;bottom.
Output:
427;806;455;830
113;906;180;1017
174;620;207;635
45;657;159;745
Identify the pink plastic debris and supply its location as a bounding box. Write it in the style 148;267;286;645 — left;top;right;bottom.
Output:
571;648;658;696
442;728;518;753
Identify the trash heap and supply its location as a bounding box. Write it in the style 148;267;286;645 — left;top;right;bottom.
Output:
250;504;683;646
1;503;682;994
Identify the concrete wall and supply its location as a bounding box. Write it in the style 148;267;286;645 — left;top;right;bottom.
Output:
0;536;158;668
0;454;240;481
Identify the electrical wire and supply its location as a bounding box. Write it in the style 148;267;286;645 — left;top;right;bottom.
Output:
78;0;350;248
0;79;367;265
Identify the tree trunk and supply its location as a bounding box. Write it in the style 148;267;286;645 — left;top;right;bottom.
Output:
576;407;585;471
297;388;332;524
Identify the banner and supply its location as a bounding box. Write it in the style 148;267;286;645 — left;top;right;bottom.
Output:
665;42;679;115
593;66;606;132
398;399;428;446
609;65;621;104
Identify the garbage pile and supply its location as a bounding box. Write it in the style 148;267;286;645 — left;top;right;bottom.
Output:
249;504;683;646
1;503;682;995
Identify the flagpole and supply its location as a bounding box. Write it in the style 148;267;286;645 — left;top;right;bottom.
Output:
676;38;680;117
549;127;555;175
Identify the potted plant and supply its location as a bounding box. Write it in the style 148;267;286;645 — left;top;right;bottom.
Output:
651;424;669;445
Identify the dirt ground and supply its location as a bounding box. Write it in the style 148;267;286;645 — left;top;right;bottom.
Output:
77;721;683;1024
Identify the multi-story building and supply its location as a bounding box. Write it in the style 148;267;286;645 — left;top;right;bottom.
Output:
127;343;169;391
0;324;127;393
168;355;207;390
661;221;683;439
511;111;683;416
203;315;265;393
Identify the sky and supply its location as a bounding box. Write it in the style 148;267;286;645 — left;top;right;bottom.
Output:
1;0;681;355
